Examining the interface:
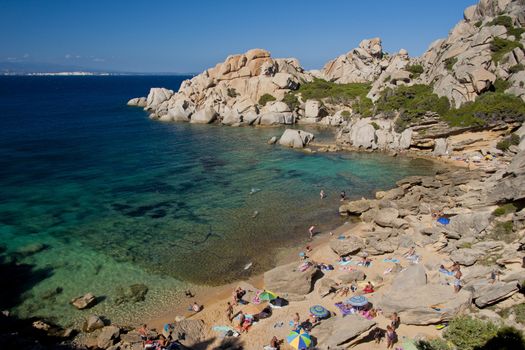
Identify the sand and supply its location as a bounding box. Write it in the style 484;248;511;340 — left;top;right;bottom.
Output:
143;220;453;349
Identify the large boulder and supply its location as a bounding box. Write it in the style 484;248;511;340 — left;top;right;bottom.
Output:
373;207;400;227
339;199;371;215
339;270;366;283
278;129;314;149
190;106;217;124
145;88;173;110
97;326;120;349
313;314;376;349
392;264;427;291
450;248;484;266
304;100;327;120
473;282;520;308
488;151;525;203
329;236;365;256
445;211;491;239
83;315;105;333
165;320;206;348
264;261;319;298
127;97;147;107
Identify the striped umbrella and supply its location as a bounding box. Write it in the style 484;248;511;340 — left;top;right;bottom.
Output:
347;295;368;307
259;290;277;301
287;329;312;349
309;305;329;318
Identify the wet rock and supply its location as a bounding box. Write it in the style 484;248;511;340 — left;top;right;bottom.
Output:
339;199;371;215
41;287;63;300
115;284;148;305
71;293;97;310
267;136;277;145
15;243;48;257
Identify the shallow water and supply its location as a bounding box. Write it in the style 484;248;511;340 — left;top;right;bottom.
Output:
0;76;441;327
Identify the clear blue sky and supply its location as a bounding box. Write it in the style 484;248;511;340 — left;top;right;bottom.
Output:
0;0;476;73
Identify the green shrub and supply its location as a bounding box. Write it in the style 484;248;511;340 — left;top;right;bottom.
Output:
258;93;276;106
416;338;453;350
376;84;450;132
370;121;380;130
443;92;525;127
500;304;525;324
489;220;515;243
290;78;373;116
478;326;525;350
444;57;458;72
497;133;522;151
493;203;517;216
493;78;510;93
443;316;499;350
475;20;483;28
340;110;351;120
282;92;299;109
509;64;524;74
491;37;523;63
406;64;424;78
227;88;238;98
488;15;525;40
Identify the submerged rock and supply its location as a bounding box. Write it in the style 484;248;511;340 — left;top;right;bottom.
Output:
114;284;148;305
71;293;97;310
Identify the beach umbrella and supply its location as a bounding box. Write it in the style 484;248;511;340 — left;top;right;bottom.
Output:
347;295;368;307
309;305;329;318
259;290;277;301
287;329;312;349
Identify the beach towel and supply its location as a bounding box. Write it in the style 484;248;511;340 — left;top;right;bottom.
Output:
335;302;354;317
383;258;400;263
439;268;454;276
338;260;352;266
437;217;450;225
212;325;239;338
338;235;346;240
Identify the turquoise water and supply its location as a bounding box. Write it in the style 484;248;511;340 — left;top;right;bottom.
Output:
0;76;440;327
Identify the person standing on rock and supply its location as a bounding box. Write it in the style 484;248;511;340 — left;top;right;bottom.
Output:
309;225;316;240
340;190;346;201
320;189;326;199
453;269;463;293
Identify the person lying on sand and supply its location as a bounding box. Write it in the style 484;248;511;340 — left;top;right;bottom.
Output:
363;281;375;294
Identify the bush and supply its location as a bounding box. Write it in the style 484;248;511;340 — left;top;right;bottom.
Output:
370;121;380;130
491;37;523;63
290;78;373;116
488;15;525;40
475;20;483;28
509;64;524;74
444;57;458;72
489;220;515;243
497;133;522;151
406;64;424;78
493;203;517;216
376;84;450;132
340;110;351;120
227;88;238;98
258;93;276;106
500;304;525;325
443;92;525;127
282;92;299;109
493;78;510;93
443;316;499;350
416;338;453;350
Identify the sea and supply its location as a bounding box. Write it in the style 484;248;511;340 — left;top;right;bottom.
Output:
0;76;441;327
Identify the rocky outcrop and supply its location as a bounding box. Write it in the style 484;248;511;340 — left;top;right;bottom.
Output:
420;0;525;106
278;129;314;149
131;49;312;125
84;315;105;333
127;97;147;107
339;198;372;215
473;282;520;307
313;314;376;349
329;236;365;256
264;261;319;299
97;326;120;349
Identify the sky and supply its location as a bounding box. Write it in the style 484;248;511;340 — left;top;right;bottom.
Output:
0;0;477;73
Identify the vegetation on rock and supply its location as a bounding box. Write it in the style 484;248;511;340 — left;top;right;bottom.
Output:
406;64;424;78
488;15;524;40
444;57;458;72
282;92;300;109
258;93;276;106
443;92;525;127
509;64;524;74
376;84;450;132
497;133;521;151
227;88;239;98
493;203;517;216
293;78;373;117
491;37;523;64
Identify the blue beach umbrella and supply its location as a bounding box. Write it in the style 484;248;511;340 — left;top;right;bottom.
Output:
287;329;312;349
347;295;368;307
309;305;329;318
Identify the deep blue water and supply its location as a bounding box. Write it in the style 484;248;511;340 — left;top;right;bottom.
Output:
0;76;440;325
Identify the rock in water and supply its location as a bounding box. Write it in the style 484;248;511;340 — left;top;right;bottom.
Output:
278;129;314;149
114;283;148;305
70;293;97;310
